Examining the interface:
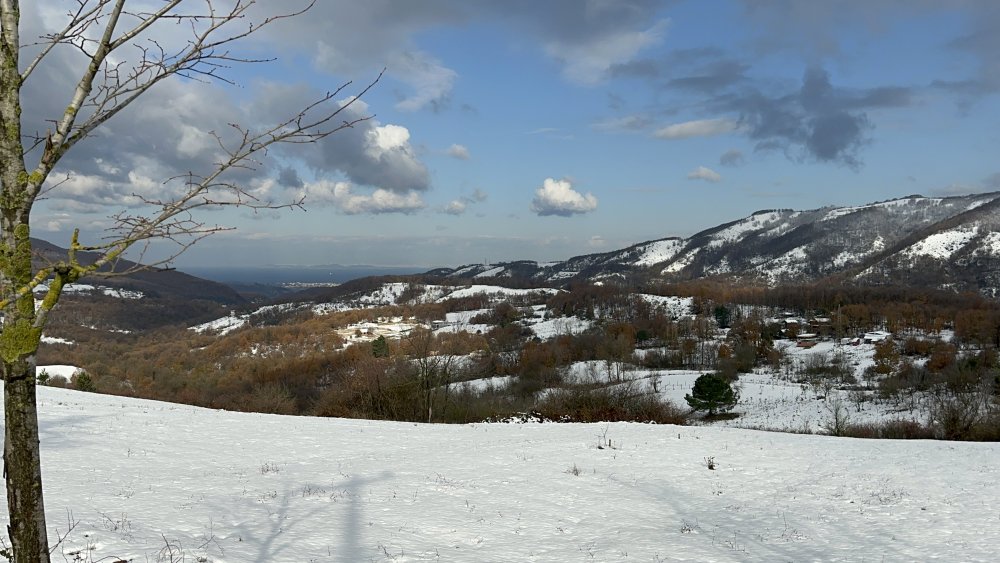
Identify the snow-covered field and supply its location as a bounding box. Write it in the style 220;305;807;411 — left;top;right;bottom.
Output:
1;385;997;562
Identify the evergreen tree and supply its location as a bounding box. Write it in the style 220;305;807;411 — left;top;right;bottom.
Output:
713;305;732;329
685;373;739;415
371;335;390;358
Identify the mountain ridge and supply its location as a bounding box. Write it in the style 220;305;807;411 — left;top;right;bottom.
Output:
429;191;1000;296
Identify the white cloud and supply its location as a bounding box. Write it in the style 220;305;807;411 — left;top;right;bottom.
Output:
439;188;487;215
687;166;722;183
300;181;425;214
654;118;738;140
366;124;411;155
390;50;458;112
530;178;598;217
546;20;669;85
176;123;216;158
446;144;471;160
442;200;467;215
39;213;73;233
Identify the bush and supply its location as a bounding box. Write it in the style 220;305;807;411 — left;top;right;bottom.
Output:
47;375;69;388
536;385;686;424
685;373;739;415
242;383;298;415
840;419;934;440
72;371;96;392
929;390;986;440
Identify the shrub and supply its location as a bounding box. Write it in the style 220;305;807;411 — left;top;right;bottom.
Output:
536;385;686;424
841;420;935;440
685;373;739;415
929;389;986;440
47;375;69;388
72;371;96;392
242;383;298;415
901;337;934;357
819;399;851;436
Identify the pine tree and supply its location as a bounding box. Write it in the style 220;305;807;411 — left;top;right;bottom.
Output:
371;335;390;358
685;373;739;415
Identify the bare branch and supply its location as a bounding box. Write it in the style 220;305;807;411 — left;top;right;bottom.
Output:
66;68;380;282
24;1;320;204
20;1;108;82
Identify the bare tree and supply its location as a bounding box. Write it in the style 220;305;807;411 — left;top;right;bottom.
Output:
0;2;379;560
404;328;458;423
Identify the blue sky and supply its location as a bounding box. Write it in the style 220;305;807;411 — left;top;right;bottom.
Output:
26;0;1000;269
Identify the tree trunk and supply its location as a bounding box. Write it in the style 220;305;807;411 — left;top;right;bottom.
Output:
1;1;51;558
3;357;50;563
0;223;51;563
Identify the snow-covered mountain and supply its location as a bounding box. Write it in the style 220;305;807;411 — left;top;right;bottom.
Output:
431;192;1000;295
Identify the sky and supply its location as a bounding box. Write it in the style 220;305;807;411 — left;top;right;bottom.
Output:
21;0;1000;269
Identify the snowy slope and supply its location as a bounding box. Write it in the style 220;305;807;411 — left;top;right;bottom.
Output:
2;385;997;562
900;226;979;261
429;192;1000;294
632;239;685;267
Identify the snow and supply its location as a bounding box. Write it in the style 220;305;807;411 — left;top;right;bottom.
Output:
759;246;810;281
637;294;693;319
438;285;558;301
822;197;941;222
337;318;422;342
473;266;505;278
61;283;96;293
965;197;993;211
633;239;684;267
663;248;700;274
36;365;83;380
192;303;308;335
830;249;865;269
41;336;74;345
190;313;249;336
33;283;143;299
902;226;978;261
100;287;144;299
975;231;1000;257
450;265;481;277
707;212;782;248
456;376;513;392
2;384;997;562
528;316;593;339
706;257;731;275
545;270;578;280
358;282;415;305
192;284;559;340
433;310;492;335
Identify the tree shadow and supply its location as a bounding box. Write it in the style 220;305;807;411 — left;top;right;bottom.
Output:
36;413;104;451
220;470;393;563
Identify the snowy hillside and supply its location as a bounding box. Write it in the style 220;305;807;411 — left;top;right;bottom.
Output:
191;283;561;336
430;192;1000;295
2;385;997;562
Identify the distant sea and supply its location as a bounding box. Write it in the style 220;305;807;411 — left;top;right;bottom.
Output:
184;265;427;285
